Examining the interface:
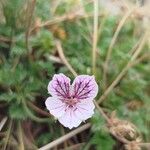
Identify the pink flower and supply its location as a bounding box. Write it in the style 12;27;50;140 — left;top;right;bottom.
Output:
45;73;98;129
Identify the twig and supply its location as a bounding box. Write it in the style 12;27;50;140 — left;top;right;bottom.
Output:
60;142;85;150
38;123;91;150
94;101;111;124
27;101;51;117
30;0;94;33
98;32;148;104
55;40;78;77
92;0;99;74
0;117;7;132
129;53;150;67
0;36;13;43
30;12;105;34
2;120;13;150
138;142;150;148
94;101;130;144
46;55;63;64
80;0;93;37
128;37;142;55
25;0;36;51
18;122;24;150
61;127;68;149
23;101;49;123
102;7;136;88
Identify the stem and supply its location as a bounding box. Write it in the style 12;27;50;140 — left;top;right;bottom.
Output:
38;123;91;150
23;101;49;123
0;117;7;132
94;101;130;144
98;32;148;104
27;101;51;117
18;121;24;150
3;120;13;150
56;40;78;77
94;100;111;124
92;0;99;75
138;143;150;148
25;0;36;52
102;7;136;88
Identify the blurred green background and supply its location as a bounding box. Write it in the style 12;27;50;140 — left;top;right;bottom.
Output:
0;0;150;149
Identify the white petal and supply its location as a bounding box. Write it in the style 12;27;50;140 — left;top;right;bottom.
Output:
45;97;66;118
58;108;82;129
75;99;95;121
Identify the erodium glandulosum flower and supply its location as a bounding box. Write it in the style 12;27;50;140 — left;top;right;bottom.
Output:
45;73;98;129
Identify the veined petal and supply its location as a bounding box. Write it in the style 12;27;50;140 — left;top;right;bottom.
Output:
58;108;82;129
72;75;98;100
75;99;95;121
45;97;66;118
48;73;71;99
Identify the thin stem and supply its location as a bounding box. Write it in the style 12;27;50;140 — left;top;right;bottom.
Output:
102;7;136;88
0;117;7;132
27;101;51;117
92;0;99;74
25;0;36;52
94;100;111;124
18;122;24;150
56;40;78;77
130;53;150;66
38;123;91;150
30;12;105;34
94;101;130;144
23;101;49;123
81;0;93;37
138;142;150;148
3;120;12;150
61;143;85;150
98;33;148;104
61;126;68;149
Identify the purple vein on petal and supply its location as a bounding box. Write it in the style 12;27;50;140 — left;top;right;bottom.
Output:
56;78;68;96
74;81;82;97
77;105;88;111
78;88;93;98
76;79;92;96
50;104;65;110
62;75;70;96
51;84;66;98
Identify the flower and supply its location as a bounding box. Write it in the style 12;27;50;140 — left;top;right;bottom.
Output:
45;73;98;129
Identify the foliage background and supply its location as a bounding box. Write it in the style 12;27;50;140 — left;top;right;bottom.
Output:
0;0;150;149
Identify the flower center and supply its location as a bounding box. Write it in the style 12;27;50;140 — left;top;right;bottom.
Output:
65;98;78;107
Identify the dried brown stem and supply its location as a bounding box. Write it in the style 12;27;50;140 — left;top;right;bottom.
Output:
103;7;136;88
2;120;12;150
92;0;99;74
55;40;78;77
25;0;36;51
38;123;91;150
27;101;51;117
0;117;7;132
18;122;25;150
60;142;85;150
98;32;148;104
